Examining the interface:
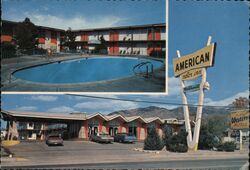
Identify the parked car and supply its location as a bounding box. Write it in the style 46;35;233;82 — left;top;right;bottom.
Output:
114;133;137;143
1;146;13;158
46;135;63;146
90;134;113;143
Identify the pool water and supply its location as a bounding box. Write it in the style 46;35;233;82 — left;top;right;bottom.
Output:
14;57;163;84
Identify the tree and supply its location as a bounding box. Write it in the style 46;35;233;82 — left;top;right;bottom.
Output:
14;18;38;51
144;126;164;150
232;97;249;109
202;114;230;138
64;27;76;50
165;130;188;152
162;124;173;145
198;123;220;150
95;35;107;54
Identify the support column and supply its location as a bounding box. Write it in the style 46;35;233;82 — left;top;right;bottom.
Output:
6;121;11;140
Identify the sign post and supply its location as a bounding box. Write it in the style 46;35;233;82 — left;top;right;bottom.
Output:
174;36;216;151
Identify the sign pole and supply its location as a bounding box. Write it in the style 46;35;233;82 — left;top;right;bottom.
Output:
239;130;242;150
192;36;211;151
177;36;212;151
176;50;193;146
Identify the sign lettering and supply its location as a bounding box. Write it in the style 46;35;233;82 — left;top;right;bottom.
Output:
231;110;249;129
173;43;215;77
180;68;203;80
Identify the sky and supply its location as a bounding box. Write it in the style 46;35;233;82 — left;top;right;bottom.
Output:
1;1;249;128
2;0;166;29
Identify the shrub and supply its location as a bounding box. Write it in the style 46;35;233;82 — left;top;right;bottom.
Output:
1;42;17;58
168;143;188;153
144;126;164;150
217;142;236;152
198;124;221;150
166;130;188;153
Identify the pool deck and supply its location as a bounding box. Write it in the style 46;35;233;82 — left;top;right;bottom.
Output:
1;54;166;93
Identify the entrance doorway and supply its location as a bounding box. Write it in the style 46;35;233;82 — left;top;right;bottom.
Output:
109;127;118;136
88;126;99;137
128;127;137;137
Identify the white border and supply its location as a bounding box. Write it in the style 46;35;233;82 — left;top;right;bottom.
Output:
2;0;169;96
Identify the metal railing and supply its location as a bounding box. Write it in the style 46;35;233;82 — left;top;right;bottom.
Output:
133;61;154;78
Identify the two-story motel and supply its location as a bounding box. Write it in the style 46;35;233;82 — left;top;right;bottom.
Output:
1;110;184;141
1;20;166;55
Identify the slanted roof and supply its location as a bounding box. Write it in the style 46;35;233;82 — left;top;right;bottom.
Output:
125;116;146;123
104;114;127;122
1;110;86;121
86;112;108;121
144;117;164;124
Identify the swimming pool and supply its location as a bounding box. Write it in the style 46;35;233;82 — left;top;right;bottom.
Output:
13;57;163;84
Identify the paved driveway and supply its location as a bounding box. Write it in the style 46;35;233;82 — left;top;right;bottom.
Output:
1;140;248;168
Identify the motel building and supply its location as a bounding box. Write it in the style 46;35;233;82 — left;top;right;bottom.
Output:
1;20;64;53
1;110;184;141
1;19;166;56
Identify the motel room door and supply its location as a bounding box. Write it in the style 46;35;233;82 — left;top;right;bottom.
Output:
128;122;137;138
108;120;120;136
88;120;99;137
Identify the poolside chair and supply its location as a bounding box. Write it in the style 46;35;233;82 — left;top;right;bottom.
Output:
120;50;123;54
137;50;140;55
123;37;126;41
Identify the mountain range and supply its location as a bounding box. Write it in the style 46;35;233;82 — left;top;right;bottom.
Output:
108;105;231;120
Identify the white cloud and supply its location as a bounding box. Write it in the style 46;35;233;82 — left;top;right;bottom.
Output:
15;106;37;111
168;76;181;96
205;90;249;106
6;11;126;30
74;100;138;114
31;95;58;102
47;106;78;113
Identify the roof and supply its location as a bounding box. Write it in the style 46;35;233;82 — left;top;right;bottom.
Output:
1;110;87;121
2;20;165;33
2;20;65;32
144;117;164;124
72;23;166;32
104;114;127;122
1;110;183;125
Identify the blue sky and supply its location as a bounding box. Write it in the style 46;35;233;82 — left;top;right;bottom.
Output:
2;0;166;29
1;1;249;128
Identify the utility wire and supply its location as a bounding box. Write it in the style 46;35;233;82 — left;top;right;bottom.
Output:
66;94;233;108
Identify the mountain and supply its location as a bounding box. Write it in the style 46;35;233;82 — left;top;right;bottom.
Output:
108;106;230;120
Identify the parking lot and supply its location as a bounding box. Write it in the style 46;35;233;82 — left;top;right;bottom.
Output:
1;140;249;168
2;140;148;166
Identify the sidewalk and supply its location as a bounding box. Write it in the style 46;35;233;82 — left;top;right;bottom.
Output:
2;147;248;167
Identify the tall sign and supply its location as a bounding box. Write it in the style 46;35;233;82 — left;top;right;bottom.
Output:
231;110;249;130
173;36;216;151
